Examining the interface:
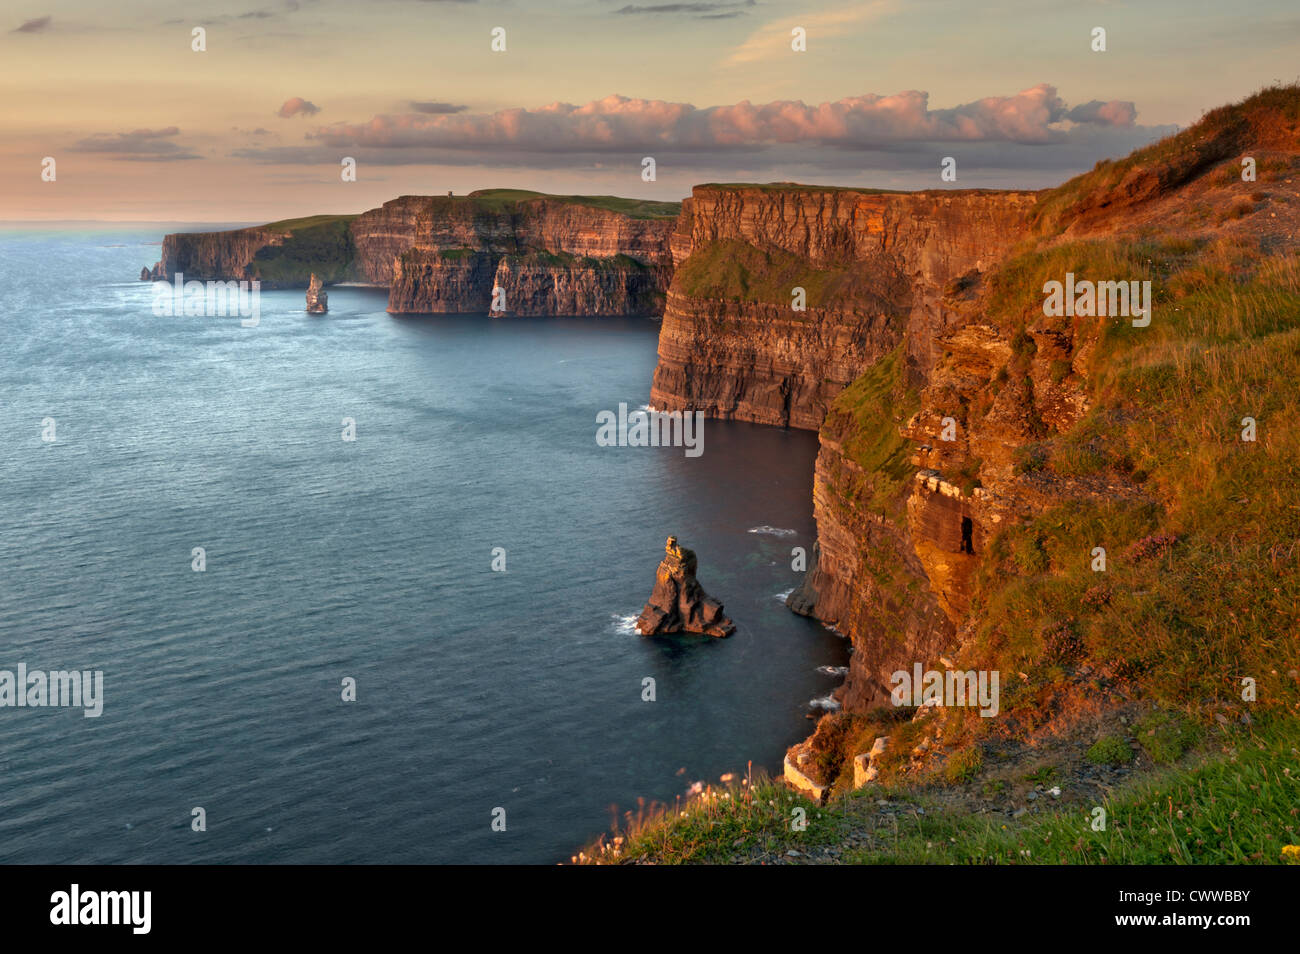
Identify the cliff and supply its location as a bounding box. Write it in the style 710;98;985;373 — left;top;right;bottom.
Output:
649;185;1038;429
143;190;679;314
146;214;358;288
375;193;676;314
781;84;1300;792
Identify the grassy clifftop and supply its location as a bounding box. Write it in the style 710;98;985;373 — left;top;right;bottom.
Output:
249;214;358;283
465;188;681;219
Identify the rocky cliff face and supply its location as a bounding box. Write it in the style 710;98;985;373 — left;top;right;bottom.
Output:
649;185;1038;430
150;226;282;283
143;191;678;314
387;248;668;316
375;195;676;314
782;82;1300;763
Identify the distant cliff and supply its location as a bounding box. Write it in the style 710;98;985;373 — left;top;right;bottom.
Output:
146;215;358;289
373;194;675;315
143;190;679;314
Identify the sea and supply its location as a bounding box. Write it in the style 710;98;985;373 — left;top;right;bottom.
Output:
0;227;848;863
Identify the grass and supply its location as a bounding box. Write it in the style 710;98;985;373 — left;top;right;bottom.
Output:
465;189;681;219
674;238;871;308
598;719;1300;865
1030;83;1300;234
1087;735;1135;766
576;772;845;865
1134;710;1200;765
260;213;359;232
822;344;918;517
860;720;1300;865
248;215;356;283
961;230;1300;716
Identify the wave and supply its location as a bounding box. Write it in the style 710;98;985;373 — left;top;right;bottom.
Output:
747;526;797;537
611;613;639;636
816;665;849;677
808;695;841;711
773;587;794;602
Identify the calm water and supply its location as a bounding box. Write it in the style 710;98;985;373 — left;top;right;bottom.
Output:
0;228;846;864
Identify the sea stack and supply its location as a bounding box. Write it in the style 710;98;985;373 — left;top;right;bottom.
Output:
634;536;735;638
306;273;328;314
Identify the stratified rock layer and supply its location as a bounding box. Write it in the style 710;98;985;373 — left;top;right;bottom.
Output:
650;185;1039;429
635;537;735;638
143;191;679;313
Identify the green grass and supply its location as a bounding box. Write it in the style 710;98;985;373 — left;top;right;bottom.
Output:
861;721;1300;864
1135;710;1200;765
577;774;845;865
674;238;868;308
260;213;359;232
466;189;681;219
247;215;356;283
602;720;1300;865
1086;735;1135;766
945;747;984;783
822;345;917;517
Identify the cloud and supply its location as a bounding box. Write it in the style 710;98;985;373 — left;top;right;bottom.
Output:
409;101;469;114
230;85;1161;186
290;85;1138;153
277;97;321;118
69;127;203;161
615;2;755;17
11;15;52;33
1067;99;1137;127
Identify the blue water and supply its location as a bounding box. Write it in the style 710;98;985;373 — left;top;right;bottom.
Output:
0;228;847;863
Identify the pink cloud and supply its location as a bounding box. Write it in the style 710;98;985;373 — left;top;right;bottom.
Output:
277;97;321;119
303;85;1137;153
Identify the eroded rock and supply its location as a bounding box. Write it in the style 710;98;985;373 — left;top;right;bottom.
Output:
306;273;328;314
634;536;734;638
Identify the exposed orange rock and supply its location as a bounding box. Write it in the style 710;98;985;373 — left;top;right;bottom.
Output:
634;537;735;638
649;185;1038;430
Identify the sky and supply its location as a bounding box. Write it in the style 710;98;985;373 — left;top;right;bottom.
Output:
2;0;1298;221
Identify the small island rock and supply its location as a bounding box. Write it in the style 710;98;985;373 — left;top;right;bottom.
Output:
306;273;328;314
634;536;735;638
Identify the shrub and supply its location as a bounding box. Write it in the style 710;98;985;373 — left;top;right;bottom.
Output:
1012;534;1050;575
945;746;984;783
1086;735;1135;765
1014;444;1048;475
1134;710;1199;764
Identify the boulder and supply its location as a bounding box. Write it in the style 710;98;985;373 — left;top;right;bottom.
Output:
853;736;889;789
